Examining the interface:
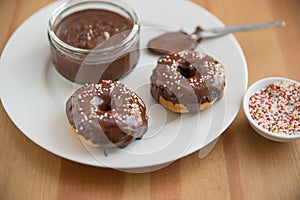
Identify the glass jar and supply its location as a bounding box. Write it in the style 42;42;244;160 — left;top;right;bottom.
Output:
48;0;140;84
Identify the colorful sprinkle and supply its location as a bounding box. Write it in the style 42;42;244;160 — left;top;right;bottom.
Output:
249;80;300;136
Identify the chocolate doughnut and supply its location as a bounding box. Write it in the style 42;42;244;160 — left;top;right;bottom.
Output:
150;50;225;113
66;80;148;150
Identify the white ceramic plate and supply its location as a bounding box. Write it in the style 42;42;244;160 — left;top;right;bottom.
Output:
0;0;248;169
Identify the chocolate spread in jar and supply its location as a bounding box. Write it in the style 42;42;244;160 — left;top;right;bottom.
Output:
50;9;139;83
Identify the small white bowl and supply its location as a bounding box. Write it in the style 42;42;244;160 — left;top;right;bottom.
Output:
243;77;300;142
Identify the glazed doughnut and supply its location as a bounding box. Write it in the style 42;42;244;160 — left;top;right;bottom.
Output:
150;50;225;113
66;80;148;150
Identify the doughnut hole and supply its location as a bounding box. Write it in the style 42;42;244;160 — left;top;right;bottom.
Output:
100;101;112;111
91;96;112;112
176;59;197;78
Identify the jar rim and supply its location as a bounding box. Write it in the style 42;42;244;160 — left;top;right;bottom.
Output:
48;0;140;55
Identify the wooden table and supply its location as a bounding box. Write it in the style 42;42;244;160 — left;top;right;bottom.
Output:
0;0;299;199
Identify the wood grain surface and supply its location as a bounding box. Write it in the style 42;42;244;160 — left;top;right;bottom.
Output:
0;0;299;199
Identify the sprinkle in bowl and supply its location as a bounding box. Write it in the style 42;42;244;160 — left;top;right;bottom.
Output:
243;77;300;142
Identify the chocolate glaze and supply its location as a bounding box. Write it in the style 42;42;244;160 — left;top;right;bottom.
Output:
49;9;139;83
148;27;203;54
66;80;148;150
55;9;133;49
150;50;225;113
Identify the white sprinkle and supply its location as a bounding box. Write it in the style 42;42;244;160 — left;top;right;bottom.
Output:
104;31;110;40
